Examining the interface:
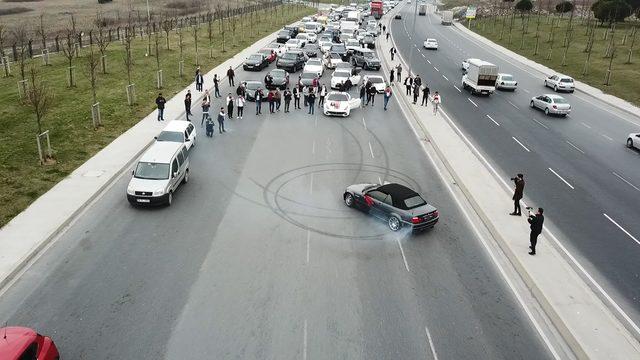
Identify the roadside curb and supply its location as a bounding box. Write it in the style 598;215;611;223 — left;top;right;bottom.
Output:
0;26;289;293
452;21;640;120
381;6;640;359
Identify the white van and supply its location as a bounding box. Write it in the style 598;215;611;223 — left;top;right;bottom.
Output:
155;120;196;151
126;142;190;206
303;21;322;34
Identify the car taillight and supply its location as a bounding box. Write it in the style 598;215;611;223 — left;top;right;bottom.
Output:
432;210;439;218
411;216;423;224
552;105;557;109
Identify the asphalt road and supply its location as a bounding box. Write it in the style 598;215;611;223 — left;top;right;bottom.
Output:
390;2;640;327
0;46;552;359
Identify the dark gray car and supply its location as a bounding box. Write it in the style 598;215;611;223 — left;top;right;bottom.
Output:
265;69;289;90
343;183;439;232
299;71;318;87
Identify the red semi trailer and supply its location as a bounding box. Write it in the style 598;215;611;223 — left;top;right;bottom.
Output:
370;1;384;19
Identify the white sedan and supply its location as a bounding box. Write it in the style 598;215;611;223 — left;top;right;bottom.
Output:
303;58;324;77
319;40;333;53
363;75;386;93
423;38;438;50
530;94;571;116
627;133;640;149
323;91;362;117
285;38;305;50
297;32;317;44
331;69;361;90
496;73;517;91
544;74;575;93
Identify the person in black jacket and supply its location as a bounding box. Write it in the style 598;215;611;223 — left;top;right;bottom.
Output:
283;88;292;113
184;90;192;121
293;87;301;109
510;174;525;216
367;86;377;106
527;208;544;255
227;66;235;86
155;93;166;121
421;85;430;106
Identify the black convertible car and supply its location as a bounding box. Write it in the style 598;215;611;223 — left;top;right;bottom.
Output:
343;183;439;232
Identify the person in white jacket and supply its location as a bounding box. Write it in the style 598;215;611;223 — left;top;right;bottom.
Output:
236;95;245;119
319;85;327;107
432;91;441;115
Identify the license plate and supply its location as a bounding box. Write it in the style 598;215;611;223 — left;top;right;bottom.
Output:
137;199;150;203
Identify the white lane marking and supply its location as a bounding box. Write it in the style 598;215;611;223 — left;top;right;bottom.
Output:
486;114;500;126
612;171;640;192
425;326;439;360
565;140;585;154
453;85;462;93
507;100;520;110
548;168;575;189
601;134;613;141
531;117;549;129
523;88;530;94
368;141;375;158
315;114;318;127
309;173;314;195
388;20;562;358
396;237;410;272
512;137;531;152
362;116;367;130
433;66;439;72
306;230;310;264
467;98;478;107
604;213;640;246
312;140;315;155
427;59;431;64
422;53;426;58
303;319;308;360
580;122;592;129
378;176;382;185
442;75;449;81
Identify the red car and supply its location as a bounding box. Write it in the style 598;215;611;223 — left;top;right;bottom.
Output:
258;48;277;63
0;327;59;360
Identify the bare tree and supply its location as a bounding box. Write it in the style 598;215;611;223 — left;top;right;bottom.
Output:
627;26;637;64
11;24;29;80
123;19;134;86
0;23;8;77
161;13;172;50
217;4;226;52
86;40;102;128
154;25;161;71
192;24;199;66
36;13;47;52
26;65;54;163
95;13;110;74
61;28;77;87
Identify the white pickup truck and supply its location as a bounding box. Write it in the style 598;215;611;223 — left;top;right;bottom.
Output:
461;59;498;95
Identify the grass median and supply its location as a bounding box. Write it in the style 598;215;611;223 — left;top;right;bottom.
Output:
468;15;640;106
0;4;315;228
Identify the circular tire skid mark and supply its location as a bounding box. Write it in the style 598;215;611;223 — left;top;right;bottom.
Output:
262;163;423;240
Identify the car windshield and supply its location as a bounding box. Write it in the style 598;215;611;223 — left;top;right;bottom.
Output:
271;70;286;78
307;59;322;66
369;77;383;83
135;162;170;180
305;24;317;30
334;71;350;78
329;53;341;59
332;44;346;52
249;54;262;61
287;39;298;44
363;52;375;59
364;36;373;41
501;75;513;81
278;31;290;36
552;97;568;104
246;82;262;90
282;52;297;60
347;40;359;46
404;195;427;209
327;93;349;101
156;131;184;143
301;72;316;79
560;78;574;83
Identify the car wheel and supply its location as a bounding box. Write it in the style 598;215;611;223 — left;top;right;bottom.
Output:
627;138;634;148
544;80;547;87
544;108;550;115
554;85;558;92
182;169;189;184
167;191;173;206
388;216;401;231
344;193;354;207
530;100;535;108
569;90;574;93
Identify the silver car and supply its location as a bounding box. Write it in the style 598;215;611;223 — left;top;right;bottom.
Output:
544;74;575;93
627;133;640;149
496;73;517;91
530;94;571;116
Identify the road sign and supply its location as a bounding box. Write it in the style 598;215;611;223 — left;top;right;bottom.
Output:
465;6;477;19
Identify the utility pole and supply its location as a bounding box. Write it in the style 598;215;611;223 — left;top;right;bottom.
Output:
408;0;419;75
146;0;151;23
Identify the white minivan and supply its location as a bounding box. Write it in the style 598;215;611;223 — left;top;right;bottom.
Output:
126;142;190;206
155;120;196;151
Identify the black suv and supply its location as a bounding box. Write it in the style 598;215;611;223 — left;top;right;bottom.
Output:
351;48;381;71
276;51;306;73
330;43;349;61
276;30;293;44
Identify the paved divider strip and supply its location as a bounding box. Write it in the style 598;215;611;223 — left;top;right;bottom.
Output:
0;27;287;292
380;7;640;360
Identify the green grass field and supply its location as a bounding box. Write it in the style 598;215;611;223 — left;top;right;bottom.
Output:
469;15;640;105
0;4;315;228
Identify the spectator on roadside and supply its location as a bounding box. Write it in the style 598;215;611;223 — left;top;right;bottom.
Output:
396;64;402;83
421;84;430;106
367;85;377;106
268;90;275;113
236;82;245;97
184;90;192;121
255;88;263;115
284;87;292;113
213;74;221;97
303;85;309;107
390;47;396;61
389;69;395;84
155;93;166;121
412;82;420;104
195;68;204;92
226;93;234;119
319;84;327;106
217;107;226;133
432;91;441;114
383;84;392;111
275;89;282;111
201;98;210;126
360;84;366;107
383;25;386;33
343;78;353;92
308;89;316;115
527;208;544;255
510;174;525;216
404;76;413;96
386;32;390;41
237;94;245;119
227;66;235;86
293;86;301;109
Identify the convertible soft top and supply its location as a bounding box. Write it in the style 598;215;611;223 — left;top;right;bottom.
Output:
377;183;419;208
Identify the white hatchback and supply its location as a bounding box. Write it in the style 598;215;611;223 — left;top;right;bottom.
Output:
363;75;386;93
423;38;438;50
155;120;196;151
496;73;517;91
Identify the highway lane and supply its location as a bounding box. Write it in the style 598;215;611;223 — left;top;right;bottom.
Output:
0;50;552;358
390;3;640;325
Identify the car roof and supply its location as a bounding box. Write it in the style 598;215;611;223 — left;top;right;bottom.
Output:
140;141;183;163
377;183;419;200
161;120;191;132
0;327;38;357
546;94;565;100
366;75;384;80
426;38;437;41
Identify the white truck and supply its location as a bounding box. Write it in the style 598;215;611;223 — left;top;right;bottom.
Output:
441;10;453;25
418;4;427;15
461;59;499;95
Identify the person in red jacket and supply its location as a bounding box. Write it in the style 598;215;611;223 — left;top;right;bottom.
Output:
267;90;275;113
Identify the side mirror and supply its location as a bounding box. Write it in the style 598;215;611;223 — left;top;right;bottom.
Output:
132;170;135;175
154;136;158;140
172;172;178;178
185;138;190;142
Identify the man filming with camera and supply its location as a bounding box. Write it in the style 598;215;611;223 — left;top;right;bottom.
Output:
509;174;525;216
527;207;544;255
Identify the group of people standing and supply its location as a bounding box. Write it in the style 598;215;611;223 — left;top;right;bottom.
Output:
388;64;441;114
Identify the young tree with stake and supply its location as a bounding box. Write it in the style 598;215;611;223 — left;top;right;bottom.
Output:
26;66;54;164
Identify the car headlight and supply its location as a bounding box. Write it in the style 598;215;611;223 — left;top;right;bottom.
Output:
126;186;135;195
153;188;165;196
